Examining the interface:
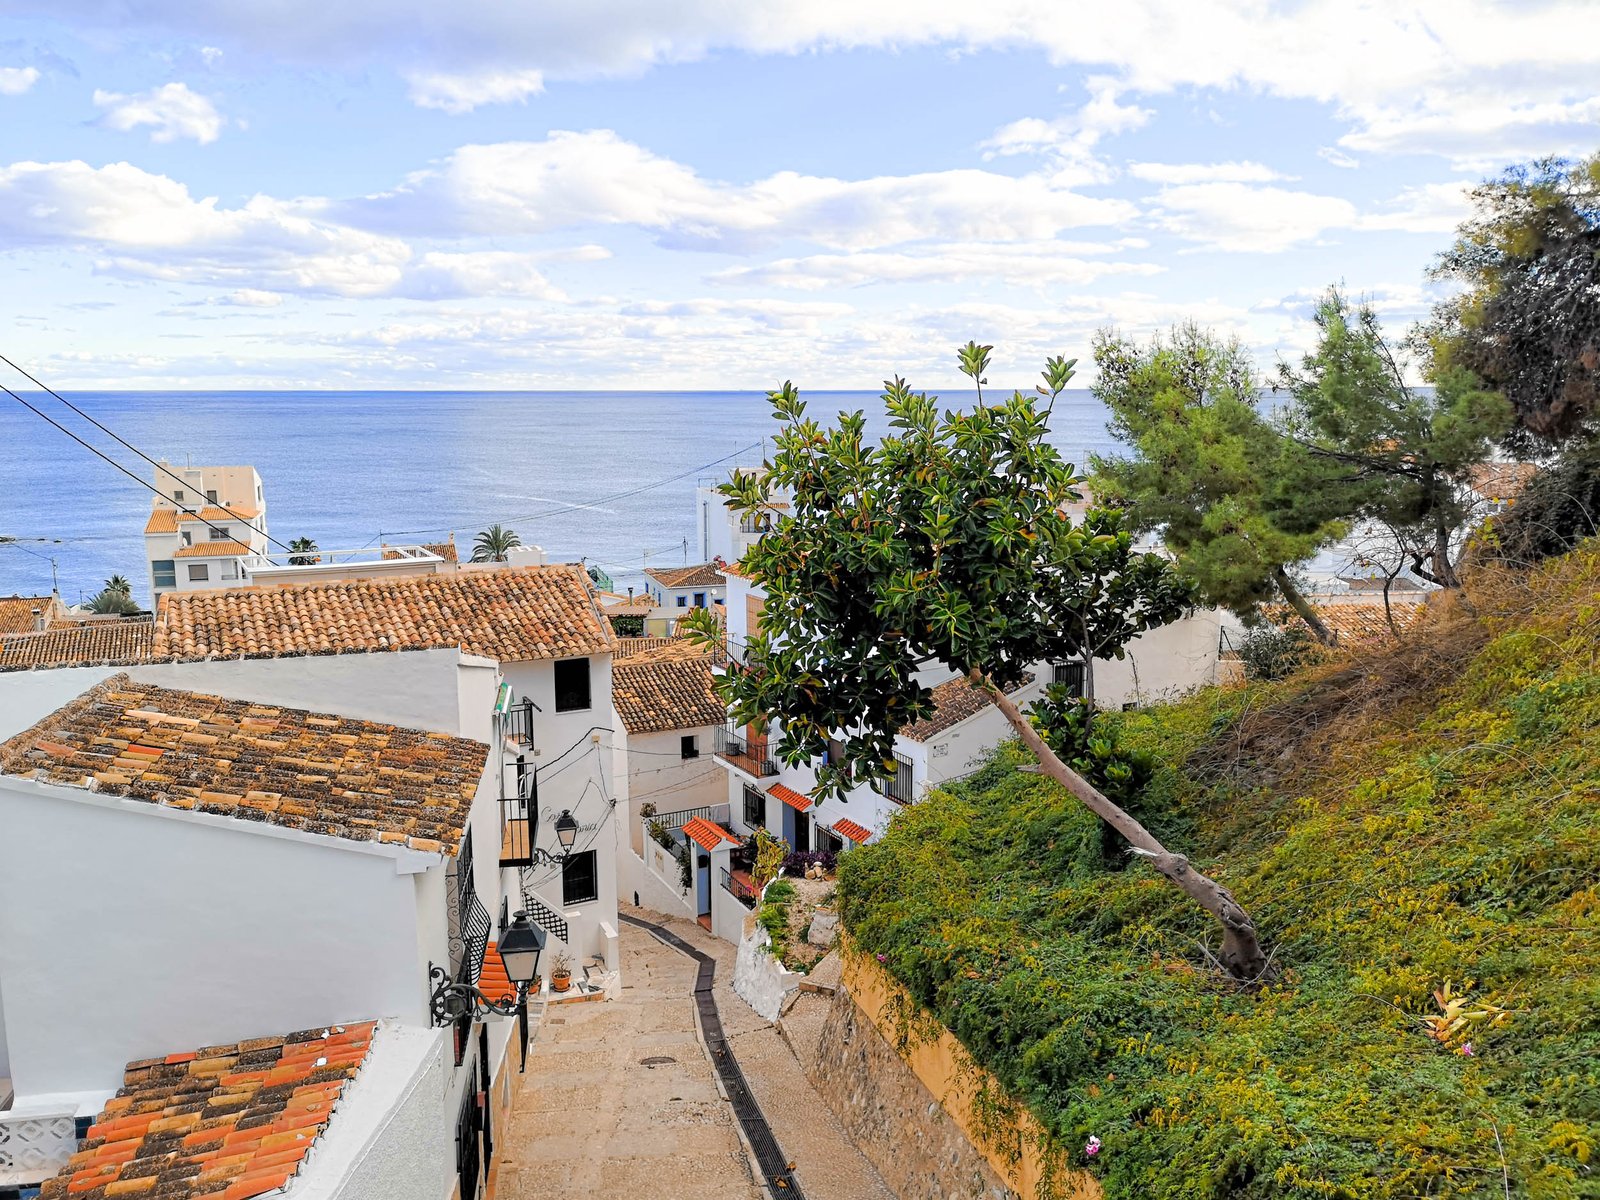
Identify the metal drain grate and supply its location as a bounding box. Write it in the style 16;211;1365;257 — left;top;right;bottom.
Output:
619;913;804;1198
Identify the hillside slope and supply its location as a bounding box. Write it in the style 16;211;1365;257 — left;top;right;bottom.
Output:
839;546;1600;1199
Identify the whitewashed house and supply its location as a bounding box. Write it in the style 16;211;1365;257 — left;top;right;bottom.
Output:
639;564;726;635
143;461;270;601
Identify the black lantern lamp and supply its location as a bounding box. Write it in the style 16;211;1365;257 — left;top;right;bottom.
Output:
428;910;548;1071
554;809;579;853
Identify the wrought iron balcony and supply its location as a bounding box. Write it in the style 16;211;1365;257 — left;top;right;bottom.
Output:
720;866;759;908
883;752;915;805
714;722;777;777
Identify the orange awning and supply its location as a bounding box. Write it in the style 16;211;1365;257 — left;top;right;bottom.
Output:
831;818;872;844
683;815;736;852
770;783;812;812
480;941;516;1003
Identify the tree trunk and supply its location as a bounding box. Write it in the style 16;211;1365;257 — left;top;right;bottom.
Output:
1273;567;1336;646
1432;520;1460;590
972;668;1268;981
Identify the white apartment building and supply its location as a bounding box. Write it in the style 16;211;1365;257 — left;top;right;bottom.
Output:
143;460;270;599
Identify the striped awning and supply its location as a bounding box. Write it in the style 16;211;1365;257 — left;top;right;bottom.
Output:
770;783;812;812
831;818;872;844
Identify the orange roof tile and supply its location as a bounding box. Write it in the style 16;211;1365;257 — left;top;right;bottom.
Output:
173;539;254;559
830;817;872;844
0;674;487;855
1271;600;1426;644
770;783;812;812
153;565;613;663
612;655;727;734
179;505;262;523
644;563;726;589
144;509;179;535
0;620;154;671
682;815;736;852
39;1021;375;1200
899;672;1035;743
0;594;58;635
615;636;701;662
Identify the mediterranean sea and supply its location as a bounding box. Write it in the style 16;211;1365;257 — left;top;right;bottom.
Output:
0;389;1121;606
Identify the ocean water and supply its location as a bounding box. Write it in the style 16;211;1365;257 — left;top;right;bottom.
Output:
0;390;1120;607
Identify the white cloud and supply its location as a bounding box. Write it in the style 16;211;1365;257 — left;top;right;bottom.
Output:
0;66;40;95
1339;94;1600;169
200;46;223;66
709;240;1161;290
1358;180;1473;234
1149;182;1358;253
26;0;1600;163
92;82;226;144
982;77;1150;185
221;288;283;307
406;67;546;114
1317;146;1359;169
1127;161;1286;184
356;129;1136;250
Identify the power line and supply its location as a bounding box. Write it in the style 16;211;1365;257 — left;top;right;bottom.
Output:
0;358;295;554
0;379;297;554
384;440;764;537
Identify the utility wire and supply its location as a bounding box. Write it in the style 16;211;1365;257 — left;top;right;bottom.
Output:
0;357;295;554
384;440;764;537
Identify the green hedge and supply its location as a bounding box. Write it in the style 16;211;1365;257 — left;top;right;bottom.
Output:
839;547;1600;1198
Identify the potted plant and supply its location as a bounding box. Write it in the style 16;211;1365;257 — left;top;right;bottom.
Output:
550;952;573;993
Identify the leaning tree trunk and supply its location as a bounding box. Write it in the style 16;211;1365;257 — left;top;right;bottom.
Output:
1273;567;1336;647
972;668;1268;981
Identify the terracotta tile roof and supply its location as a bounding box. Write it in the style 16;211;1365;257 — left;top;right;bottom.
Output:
422;541;458;565
1468;461;1538;502
153;565;613;662
0;594;57;635
1272;600;1426;644
144;509;180;535
39;1020;376;1200
613;655;727;735
174;540;255;559
830;817;872;844
644;563;726;590
479;942;517;1004
683;815;737;852
898;672;1036;744
0;675;487;855
0;620;155;671
615;636;694;661
180;506;263;523
770;782;812;812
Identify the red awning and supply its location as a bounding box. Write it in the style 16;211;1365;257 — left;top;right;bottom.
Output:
770;783;812;812
831;818;872;844
683;815;736;852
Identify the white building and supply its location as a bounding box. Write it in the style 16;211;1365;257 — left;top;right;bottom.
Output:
0;565;623;1196
639;564;726;636
143;461;271;601
695;470;782;566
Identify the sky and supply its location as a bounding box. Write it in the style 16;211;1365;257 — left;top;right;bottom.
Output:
1;1;1598;390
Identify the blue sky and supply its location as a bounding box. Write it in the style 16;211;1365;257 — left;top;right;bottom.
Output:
1;1;1598;389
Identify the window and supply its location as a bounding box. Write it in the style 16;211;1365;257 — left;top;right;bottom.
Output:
152;560;176;589
561;849;598;905
681;734;698;759
209;526;229;541
693;592;706;608
1053;661;1086;695
676;595;688;608
256;485;262;502
553;657;592;713
187;564;210;582
743;784;766;830
221;559;239;581
818;829;844;855
182;532;193;546
205;489;217;503
172;489;184;502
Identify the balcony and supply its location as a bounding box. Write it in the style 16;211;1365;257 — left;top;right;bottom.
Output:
720;866;759;908
499;796;534;867
714;723;777;778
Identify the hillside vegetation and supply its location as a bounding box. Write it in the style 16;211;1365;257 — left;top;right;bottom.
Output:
839;545;1600;1198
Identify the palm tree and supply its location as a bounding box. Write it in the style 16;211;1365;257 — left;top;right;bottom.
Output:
90;586;141;616
288;537;320;566
104;574;132;596
472;524;521;563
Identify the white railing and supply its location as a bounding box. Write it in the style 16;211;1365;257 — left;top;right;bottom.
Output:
0;1111;78;1186
246;545;444;571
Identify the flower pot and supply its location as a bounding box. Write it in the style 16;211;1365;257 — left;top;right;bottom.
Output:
552;970;572;993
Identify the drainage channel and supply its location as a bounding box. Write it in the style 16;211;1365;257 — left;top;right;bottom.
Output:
618;912;805;1199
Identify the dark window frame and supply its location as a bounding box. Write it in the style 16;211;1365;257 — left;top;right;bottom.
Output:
743;784;766;830
187;563;209;581
561;849;599;906
676;595;688;608
1053;661;1086;695
152;560;176;588
681;734;698;759
553;657;592;713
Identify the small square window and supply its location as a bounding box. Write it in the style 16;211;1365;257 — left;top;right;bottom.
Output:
693;592;706;607
561;849;598;906
553;657;591;713
187;564;210;581
676;595;688;608
152;560;176;589
681;735;698;759
1053;661;1086;695
205;489;217;503
172;489;184;502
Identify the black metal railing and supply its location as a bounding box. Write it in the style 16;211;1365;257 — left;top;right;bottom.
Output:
447;830;492;988
720;867;759;908
652;803;731;833
884;752;914;805
517;889;570;943
714;722;777;777
502;698;536;749
500;760;538;866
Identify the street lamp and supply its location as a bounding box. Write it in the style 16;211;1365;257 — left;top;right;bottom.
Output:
428;911;548;1071
520;808;581;867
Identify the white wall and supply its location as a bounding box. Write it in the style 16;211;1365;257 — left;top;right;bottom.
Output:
124;649;469;735
0;667;119;740
0;782;428;1099
1088;610;1227;707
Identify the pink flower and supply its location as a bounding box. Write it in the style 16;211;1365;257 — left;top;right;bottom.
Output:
1458;1042;1474;1057
1085;1136;1101;1157
876;953;886;962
